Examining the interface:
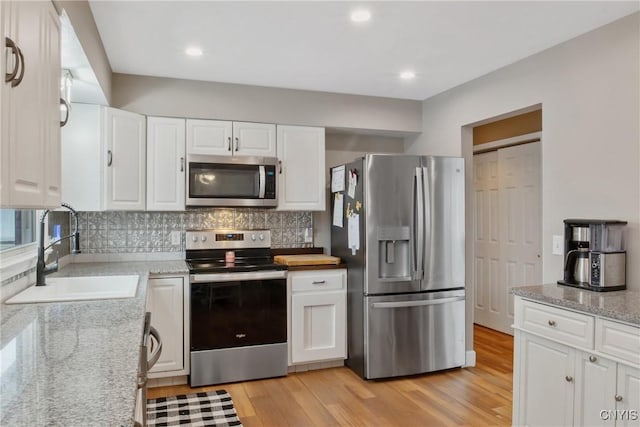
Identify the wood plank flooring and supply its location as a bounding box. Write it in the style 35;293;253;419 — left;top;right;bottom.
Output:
149;325;514;426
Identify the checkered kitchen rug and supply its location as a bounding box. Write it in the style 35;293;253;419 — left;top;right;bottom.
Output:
147;390;243;426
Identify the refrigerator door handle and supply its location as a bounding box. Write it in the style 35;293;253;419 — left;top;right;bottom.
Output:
422;166;432;282
371;296;465;309
413;167;424;280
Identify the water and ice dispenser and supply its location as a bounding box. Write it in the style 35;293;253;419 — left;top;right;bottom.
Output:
377;226;411;280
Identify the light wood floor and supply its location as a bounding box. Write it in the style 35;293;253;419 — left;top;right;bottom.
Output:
149;325;514;426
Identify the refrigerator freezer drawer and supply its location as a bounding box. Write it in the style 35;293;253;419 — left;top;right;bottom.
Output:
364;289;465;379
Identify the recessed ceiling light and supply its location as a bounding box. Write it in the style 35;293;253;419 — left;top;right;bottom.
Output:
350;9;371;23
185;46;203;57
400;71;416;80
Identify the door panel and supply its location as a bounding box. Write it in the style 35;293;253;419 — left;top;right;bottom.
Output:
365;290;465;379
473;151;501;328
498;142;542;333
474;142;541;334
365;155;422;295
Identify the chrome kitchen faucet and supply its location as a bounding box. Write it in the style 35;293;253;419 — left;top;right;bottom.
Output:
36;202;81;286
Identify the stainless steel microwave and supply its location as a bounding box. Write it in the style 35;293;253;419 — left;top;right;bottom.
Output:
186;155;278;207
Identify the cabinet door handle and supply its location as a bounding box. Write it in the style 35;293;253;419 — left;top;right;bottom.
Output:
4;37;19;83
227;137;231;151
235;137;239;151
180;157;185;172
615;395;623;402
12;46;24;88
565;375;573;382
60;98;70;127
279;160;283;174
589;355;597;363
107;150;113;167
548;320;557;327
312;280;326;285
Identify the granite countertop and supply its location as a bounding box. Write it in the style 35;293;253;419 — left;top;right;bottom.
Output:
512;284;640;326
0;260;188;427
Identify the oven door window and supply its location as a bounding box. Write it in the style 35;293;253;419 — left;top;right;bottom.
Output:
189;163;260;199
190;278;286;350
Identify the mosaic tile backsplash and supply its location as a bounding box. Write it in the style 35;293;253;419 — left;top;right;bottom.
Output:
71;209;313;254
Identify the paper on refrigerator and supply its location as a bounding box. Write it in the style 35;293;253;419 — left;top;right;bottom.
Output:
348;213;360;255
332;193;344;227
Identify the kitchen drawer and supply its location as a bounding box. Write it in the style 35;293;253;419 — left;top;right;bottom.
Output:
595;318;640;366
516;298;594;349
290;270;346;293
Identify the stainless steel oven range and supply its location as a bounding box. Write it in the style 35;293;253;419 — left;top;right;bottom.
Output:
186;229;288;387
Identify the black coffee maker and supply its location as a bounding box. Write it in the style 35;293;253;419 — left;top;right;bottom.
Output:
558;219;627;291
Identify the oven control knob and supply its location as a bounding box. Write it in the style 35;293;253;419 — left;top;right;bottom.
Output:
251;234;257;241
259;234;265;241
201;236;207;242
191;235;198;242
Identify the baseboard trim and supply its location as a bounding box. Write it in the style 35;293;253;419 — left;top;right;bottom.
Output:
464;350;477;367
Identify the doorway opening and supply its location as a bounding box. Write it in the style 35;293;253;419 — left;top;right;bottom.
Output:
463;106;543;335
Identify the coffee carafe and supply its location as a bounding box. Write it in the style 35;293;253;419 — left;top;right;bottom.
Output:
563;225;591;284
565;247;589;284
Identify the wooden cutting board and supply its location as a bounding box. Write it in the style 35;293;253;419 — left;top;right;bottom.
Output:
274;254;341;266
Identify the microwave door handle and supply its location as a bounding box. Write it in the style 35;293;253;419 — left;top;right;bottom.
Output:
258;165;266;198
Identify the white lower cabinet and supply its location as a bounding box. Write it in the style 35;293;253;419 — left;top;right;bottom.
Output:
146;276;189;377
516;332;575;426
514;296;640;427
289;269;346;365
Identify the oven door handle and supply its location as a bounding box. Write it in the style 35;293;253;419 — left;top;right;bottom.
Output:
190;270;287;283
258;165;266;199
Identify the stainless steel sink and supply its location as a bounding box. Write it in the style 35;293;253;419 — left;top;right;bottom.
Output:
4;275;139;304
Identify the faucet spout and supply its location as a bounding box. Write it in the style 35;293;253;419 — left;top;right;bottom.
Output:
36;203;81;286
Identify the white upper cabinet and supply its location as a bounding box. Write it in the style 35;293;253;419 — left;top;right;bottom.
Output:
103;108;146;211
232;121;276;157
61;104;146;211
147;117;186;211
186;119;276;157
186;119;232;155
1;0;61;208
276;125;325;211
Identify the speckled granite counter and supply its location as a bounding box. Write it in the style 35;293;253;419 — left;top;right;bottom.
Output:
0;260;188;427
512;284;640;326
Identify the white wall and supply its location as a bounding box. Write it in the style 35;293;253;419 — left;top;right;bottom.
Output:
111;73;422;134
406;13;640;293
314;133;405;252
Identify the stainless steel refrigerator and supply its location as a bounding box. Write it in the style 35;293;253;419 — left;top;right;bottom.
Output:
331;154;466;379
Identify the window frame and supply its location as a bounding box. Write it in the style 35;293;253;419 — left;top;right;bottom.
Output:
0;210;41;281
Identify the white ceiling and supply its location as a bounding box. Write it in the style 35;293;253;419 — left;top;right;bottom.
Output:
89;1;639;101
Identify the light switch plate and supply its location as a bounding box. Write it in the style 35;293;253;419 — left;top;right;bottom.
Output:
171;231;181;246
552;235;564;255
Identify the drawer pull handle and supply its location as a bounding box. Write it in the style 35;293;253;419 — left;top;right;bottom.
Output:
548;320;557;327
589;355;597;363
312;280;326;285
615;395;623;402
565;376;573;382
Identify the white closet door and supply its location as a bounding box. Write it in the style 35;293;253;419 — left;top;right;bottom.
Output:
473;151;501;330
474;141;542;334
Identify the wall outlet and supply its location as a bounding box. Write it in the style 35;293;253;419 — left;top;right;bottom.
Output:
304;227;313;243
171;231;182;246
552;235;564;255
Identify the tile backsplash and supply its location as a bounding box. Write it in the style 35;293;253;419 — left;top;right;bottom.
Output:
73;209;313;254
